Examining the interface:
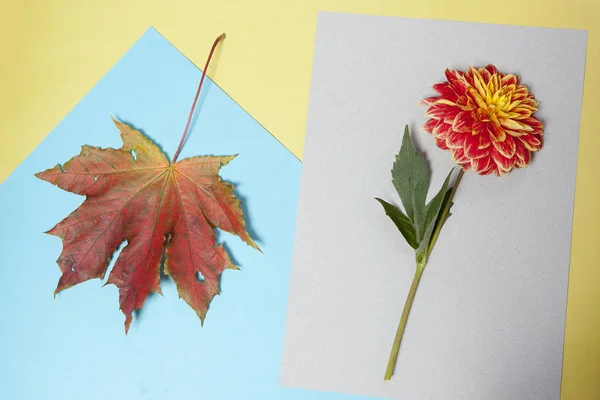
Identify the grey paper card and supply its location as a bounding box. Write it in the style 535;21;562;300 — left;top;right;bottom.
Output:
280;12;587;400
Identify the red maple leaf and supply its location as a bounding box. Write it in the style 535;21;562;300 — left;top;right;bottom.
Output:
35;34;259;332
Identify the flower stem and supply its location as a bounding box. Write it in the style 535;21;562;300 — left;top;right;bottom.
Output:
426;168;465;257
384;262;425;380
384;168;465;381
172;33;226;164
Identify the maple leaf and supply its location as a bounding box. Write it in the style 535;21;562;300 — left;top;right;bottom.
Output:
35;118;259;332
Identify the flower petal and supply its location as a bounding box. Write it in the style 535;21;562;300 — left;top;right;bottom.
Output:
465;67;477;87
472;70;490;99
425;102;460;123
471;155;493;174
518;134;543;152
450;78;468;96
474;121;505;142
467;87;489;110
421;118;437;134
487;73;499;93
452;111;475;133
433;121;452;137
500;74;518;86
464;134;491;159
500;108;532;119
504;129;529;137
421;96;438;106
512;88;528;101
435;135;449;150
492;135;516;158
520;116;543;132
477;131;492;149
480;160;497;175
485;64;499;75
515;143;531;167
481;67;492;84
516;98;538;111
432;83;459;100
456;95;469;109
491;148;516;173
451;147;469;164
489;123;507;142
445;69;463;85
446;129;465;149
501;118;533;132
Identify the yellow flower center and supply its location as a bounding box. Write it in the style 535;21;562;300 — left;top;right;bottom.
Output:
483;93;510;119
468;73;519;125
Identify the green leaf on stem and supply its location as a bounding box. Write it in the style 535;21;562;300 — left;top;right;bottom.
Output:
375;198;419;249
392;126;430;242
416;168;454;258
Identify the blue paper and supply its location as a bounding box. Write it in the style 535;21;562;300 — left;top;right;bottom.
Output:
0;28;381;400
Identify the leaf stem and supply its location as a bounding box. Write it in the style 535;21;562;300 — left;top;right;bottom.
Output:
384;262;425;380
172;33;226;164
425;168;465;258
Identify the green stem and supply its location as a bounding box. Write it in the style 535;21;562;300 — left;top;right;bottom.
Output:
384;262;425;380
426;168;465;258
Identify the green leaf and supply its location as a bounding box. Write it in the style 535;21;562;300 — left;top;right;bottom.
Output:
437;185;456;229
392;126;430;242
416;168;454;257
375;198;419;249
442;202;454;226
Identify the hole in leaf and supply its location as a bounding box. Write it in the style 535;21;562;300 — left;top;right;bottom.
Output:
70;262;76;272
93;176;98;181
196;271;205;283
131;150;137;160
104;240;127;280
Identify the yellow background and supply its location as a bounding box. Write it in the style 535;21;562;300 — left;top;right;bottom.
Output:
2;0;599;397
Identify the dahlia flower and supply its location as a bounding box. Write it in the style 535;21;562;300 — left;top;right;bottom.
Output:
421;64;543;176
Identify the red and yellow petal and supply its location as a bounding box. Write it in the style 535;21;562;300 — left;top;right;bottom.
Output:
480;160;497;175
489;123;507;142
518;134;543;151
432;82;459;100
425;102;461;123
445;69;463;85
511;88;528;101
470;155;493;174
433;121;452;137
450;78;468;96
491;135;517;158
455;95;469;109
452;111;475;133
491;149;516;173
515;143;531;167
421;96;438;106
435;135;449;150
451;147;469;164
504;108;532;119
520;116;543;132
464;135;491;159
480;67;493;84
485;64;499;75
446;129;466;149
421;118;437;134
500;74;518;86
500;118;533;132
